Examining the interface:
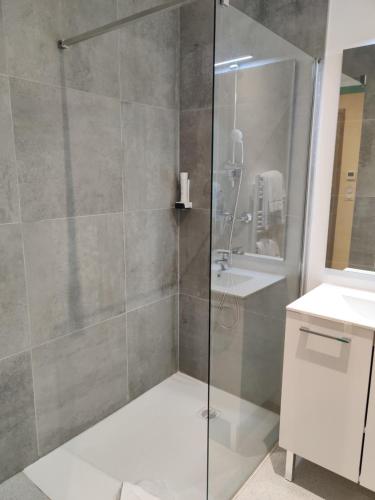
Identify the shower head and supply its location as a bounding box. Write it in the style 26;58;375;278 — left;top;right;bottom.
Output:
231;128;244;167
231;128;243;144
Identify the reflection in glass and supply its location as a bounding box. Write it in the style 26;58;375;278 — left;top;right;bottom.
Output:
208;5;315;499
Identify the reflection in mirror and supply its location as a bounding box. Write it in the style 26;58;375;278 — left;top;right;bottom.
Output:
213;58;295;260
326;44;375;272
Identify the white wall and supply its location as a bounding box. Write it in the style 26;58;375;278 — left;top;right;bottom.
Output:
305;0;375;292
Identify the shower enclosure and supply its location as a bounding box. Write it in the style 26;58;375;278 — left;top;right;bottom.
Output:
208;3;316;498
0;0;317;499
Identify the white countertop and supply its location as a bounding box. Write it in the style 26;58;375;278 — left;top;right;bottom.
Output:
287;283;375;330
211;266;284;298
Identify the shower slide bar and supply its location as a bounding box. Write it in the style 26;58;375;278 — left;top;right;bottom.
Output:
58;0;196;49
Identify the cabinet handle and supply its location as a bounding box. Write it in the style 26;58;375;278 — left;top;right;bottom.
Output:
299;327;351;344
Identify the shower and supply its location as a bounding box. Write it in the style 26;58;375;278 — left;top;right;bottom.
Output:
0;0;319;499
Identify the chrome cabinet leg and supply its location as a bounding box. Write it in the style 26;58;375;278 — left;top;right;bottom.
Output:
285;450;295;482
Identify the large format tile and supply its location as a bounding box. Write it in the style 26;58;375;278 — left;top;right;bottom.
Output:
11;78;122;221
180;109;212;209
211;303;285;413
3;0;61;85
179;294;209;382
119;9;178;108
0;352;38;483
180;1;214;111
23;214;125;345
262;0;329;58
0;1;6;74
32;315;128;455
122;102;178;211
358;119;375;179
125;209;177;310
349;196;375;271
0;473;49;500
0;224;29;359
0;76;19;223
179;209;210;299
60;0;119;97
117;0;174;17
127;295;177;399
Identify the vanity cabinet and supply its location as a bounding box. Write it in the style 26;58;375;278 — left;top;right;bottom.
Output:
279;284;375;489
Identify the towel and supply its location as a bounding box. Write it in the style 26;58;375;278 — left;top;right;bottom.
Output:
256;238;280;257
261;170;286;229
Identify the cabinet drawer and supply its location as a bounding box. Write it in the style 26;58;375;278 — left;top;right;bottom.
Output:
280;311;373;481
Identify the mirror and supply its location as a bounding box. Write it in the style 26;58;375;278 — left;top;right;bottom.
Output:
326;44;375;272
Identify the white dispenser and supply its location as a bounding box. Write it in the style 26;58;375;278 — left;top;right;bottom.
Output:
175;172;192;209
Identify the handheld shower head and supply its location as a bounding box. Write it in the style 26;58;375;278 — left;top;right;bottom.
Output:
231;128;243;144
231;128;244;166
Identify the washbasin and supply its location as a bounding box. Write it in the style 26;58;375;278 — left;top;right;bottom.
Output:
212;270;252;288
342;295;375;322
287;284;375;330
211;267;284;298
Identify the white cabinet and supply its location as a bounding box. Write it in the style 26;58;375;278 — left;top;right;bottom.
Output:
280;310;374;482
361;363;375;490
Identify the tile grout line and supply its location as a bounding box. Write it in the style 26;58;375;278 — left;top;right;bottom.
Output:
1;71;180;112
6;68;41;457
0;311;129;366
119;31;131;402
126;292;179;315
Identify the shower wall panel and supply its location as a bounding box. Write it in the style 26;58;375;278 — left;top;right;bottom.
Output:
179;0;214;383
0;0;179;481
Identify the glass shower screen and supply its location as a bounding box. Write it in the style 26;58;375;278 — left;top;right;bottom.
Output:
208;3;316;498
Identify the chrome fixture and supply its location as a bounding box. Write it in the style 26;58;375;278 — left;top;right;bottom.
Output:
217;211;252;224
299;327;351;344
58;0;196;49
238;212;252;224
214;250;230;271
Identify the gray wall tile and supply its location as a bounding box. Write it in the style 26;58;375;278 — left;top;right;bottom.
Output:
32;315;128;455
179;209;210;299
117;0;173;17
11;78;122;221
125;209;177;310
119;10;178;108
0;1;7;74
231;0;328;58
180;42;213;111
180;109;212;209
350;196;375;271
0;473;49;500
179;294;209;382
0;76;19;223
3;0;61;85
127;295;177;400
122;102;178;211
23;214;125;345
211;300;284;413
60;0;119;97
243;278;289;320
0;352;37;483
0;224;29;359
180;0;214;111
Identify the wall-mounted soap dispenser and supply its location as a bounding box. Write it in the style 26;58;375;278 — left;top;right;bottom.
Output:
175;172;192;209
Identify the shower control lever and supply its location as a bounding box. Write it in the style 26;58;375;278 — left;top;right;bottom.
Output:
237;212;252;224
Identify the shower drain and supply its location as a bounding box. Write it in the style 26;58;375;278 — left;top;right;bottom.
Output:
200;407;220;420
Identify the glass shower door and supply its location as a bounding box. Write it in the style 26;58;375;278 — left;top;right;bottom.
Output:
208;3;316;498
